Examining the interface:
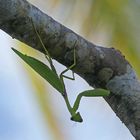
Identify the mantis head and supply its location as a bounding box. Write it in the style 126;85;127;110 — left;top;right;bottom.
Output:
71;112;83;122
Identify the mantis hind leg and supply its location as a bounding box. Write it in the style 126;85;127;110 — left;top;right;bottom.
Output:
60;46;76;81
62;71;75;80
30;18;57;74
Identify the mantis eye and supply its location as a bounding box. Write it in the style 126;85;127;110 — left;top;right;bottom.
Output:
71;112;83;122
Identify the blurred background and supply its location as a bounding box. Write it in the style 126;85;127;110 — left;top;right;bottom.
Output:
0;0;140;140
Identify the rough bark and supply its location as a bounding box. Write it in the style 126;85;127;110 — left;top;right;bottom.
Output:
0;0;140;139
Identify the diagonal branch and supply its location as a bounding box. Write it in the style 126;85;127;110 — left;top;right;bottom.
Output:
0;0;140;139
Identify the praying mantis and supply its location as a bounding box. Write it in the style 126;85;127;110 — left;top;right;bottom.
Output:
12;19;110;122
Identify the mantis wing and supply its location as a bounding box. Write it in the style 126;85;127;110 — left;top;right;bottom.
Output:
12;48;64;94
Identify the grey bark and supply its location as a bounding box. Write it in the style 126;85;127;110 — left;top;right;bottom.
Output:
0;0;140;139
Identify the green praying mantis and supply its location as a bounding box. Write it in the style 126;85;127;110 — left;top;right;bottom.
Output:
12;19;110;122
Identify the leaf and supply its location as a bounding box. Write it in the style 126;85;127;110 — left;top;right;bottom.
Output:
12;48;64;94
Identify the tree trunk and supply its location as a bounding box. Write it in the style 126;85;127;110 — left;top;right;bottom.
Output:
0;0;140;139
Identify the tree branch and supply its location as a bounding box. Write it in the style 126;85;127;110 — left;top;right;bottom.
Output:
0;0;140;139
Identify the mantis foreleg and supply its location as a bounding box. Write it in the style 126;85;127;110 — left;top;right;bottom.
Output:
72;89;110;113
